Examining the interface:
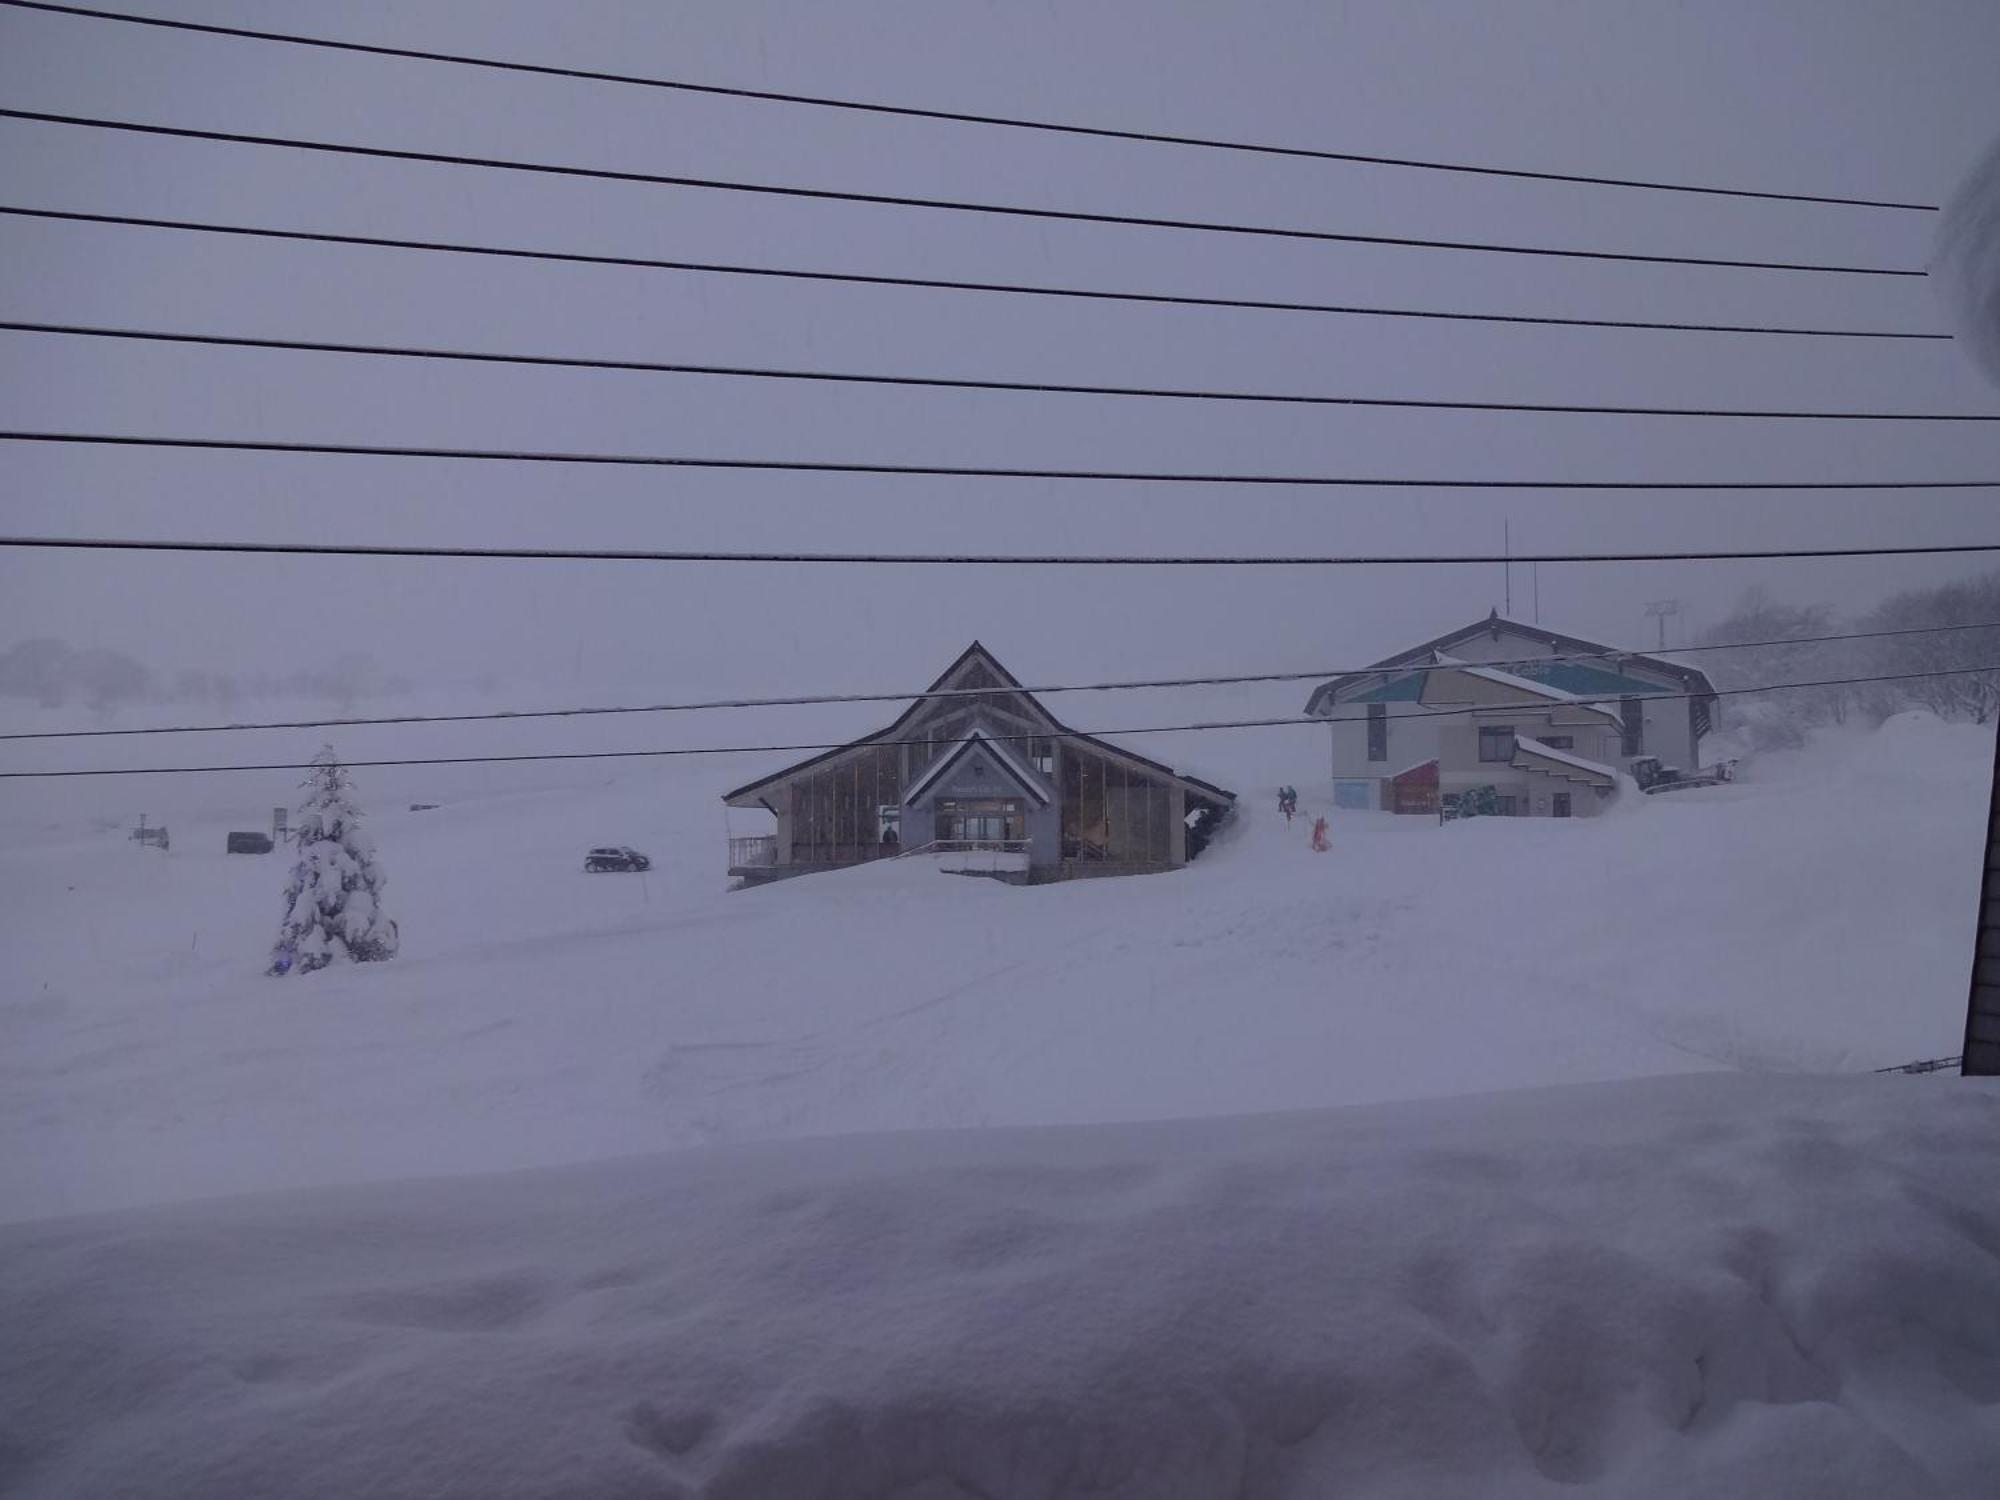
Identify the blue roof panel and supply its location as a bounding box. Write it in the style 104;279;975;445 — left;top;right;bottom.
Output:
1510;663;1673;696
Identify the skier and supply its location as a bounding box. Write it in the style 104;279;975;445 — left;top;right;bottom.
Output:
1310;814;1330;852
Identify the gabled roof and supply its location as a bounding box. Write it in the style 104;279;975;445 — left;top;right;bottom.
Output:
722;642;1236;807
899;727;1052;807
1304;611;1717;716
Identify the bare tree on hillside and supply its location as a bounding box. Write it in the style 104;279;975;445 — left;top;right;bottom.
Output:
1862;572;2000;724
1695;588;1863;747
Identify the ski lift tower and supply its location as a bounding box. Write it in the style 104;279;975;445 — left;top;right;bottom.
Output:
1642;599;1683;651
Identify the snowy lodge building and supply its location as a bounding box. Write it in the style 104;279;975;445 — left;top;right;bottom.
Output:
1305;613;1719;818
724;643;1235;885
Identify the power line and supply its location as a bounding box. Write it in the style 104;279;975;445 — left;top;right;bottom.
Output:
7;620;1996;745
3;666;1993;779
12;321;1995;423
8;433;1997;490
0;109;1927;278
0;207;1947;342
7;535;1999;567
0;1;1935;214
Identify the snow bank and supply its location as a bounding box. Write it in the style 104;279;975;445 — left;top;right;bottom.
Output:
1;1073;1995;1499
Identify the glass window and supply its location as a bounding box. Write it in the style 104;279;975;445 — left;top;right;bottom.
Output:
1031;738;1054;774
1620;697;1643;756
1543;735;1574;750
1478;725;1516;762
1367;703;1388;761
934;799;1023;843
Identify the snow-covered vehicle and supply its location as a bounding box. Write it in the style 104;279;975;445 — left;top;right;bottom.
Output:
1630;756;1739;794
584;846;651;873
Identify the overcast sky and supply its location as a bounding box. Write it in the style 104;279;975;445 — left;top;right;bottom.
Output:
4;0;2000;802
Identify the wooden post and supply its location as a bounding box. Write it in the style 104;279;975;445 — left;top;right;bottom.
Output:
1963;721;2000;1075
1122;764;1131;863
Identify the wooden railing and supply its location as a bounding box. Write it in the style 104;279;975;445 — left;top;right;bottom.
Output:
727;835;777;868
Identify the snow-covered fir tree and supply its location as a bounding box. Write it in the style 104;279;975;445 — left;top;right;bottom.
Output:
268;746;398;975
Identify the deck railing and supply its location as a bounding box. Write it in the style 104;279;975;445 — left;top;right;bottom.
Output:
894;838;1033;859
730;836;1035;873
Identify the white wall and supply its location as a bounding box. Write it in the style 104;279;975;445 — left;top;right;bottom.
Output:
1328;706;1442;785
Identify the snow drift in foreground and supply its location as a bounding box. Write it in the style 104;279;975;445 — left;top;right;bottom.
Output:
3;1073;1996;1500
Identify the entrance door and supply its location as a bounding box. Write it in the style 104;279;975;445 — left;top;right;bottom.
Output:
935;799;1024;842
1552;792;1572;818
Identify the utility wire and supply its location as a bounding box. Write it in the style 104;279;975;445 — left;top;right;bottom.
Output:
3;666;1993;780
5;620;1996;744
12;321;1994;423
7;536;2000;567
0;1;1936;214
1;207;1947;342
8;433;1997;490
0;109;1927;278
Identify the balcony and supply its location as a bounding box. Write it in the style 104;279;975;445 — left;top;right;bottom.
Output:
727;835;777;873
898;838;1033;876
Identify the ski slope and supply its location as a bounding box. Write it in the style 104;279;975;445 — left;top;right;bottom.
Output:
0;711;1988;1223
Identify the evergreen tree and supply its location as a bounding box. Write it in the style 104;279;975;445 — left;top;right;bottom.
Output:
268;746;398;975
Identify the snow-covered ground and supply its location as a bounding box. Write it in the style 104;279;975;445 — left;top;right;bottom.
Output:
0;712;1990;1223
1;711;1996;1495
3;1072;1996;1499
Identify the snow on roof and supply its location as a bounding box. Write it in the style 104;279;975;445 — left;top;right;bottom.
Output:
1453;662;1582;702
1513;735;1617;781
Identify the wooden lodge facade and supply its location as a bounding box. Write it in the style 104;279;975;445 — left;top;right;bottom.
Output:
723;643;1235;886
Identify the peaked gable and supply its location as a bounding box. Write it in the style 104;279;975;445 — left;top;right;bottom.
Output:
724;641;1236;809
900;726;1053;807
896;644;1057;739
721;641;1058;804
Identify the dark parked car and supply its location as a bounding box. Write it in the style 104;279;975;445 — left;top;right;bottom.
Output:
226;831;274;854
584;846;651;873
